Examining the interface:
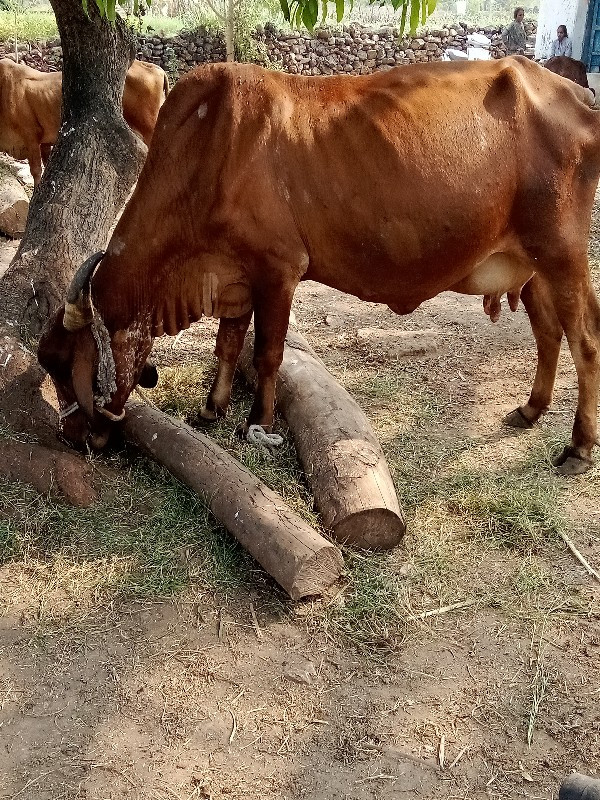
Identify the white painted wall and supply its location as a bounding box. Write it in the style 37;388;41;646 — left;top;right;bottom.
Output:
535;0;589;60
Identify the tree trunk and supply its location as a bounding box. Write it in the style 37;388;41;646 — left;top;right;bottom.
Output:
0;0;147;441
225;0;235;62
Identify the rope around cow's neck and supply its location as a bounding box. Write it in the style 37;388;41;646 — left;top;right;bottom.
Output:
90;310;118;408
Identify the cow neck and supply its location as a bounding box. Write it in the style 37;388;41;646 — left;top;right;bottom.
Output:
90;249;203;341
90;252;148;334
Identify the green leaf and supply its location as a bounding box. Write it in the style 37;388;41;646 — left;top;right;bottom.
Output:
427;0;437;13
336;0;344;22
398;0;407;35
106;0;116;22
82;0;89;16
94;0;106;17
409;0;419;35
280;0;291;21
302;0;318;31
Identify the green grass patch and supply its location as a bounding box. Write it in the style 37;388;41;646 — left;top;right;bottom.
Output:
0;10;186;43
441;471;564;551
149;364;207;418
134;14;185;36
0;10;57;41
0;453;256;604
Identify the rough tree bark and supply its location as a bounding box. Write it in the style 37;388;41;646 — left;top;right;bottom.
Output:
0;0;147;444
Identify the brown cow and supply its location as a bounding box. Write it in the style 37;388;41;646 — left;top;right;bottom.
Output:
544;55;593;93
0;58;169;185
38;59;600;476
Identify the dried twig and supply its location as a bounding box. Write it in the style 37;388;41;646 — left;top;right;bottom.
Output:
218;608;227;640
355;774;397;784
558;530;600;583
449;745;470;769
228;709;237;745
406;598;478;621
90;764;138;789
156;783;185;800
527;659;550;747
249;603;263;639
11;773;52;800
438;735;445;769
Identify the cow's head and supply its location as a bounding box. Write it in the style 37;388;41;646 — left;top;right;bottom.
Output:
38;252;158;450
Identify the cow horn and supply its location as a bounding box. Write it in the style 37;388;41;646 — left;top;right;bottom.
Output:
63;251;105;331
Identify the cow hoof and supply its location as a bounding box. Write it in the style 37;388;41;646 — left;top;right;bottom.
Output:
196;406;219;426
553;446;593;476
559;773;600;800
504;407;534;429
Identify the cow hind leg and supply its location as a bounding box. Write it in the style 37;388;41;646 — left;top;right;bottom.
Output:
504;274;563;429
40;143;52;166
544;265;600;475
27;146;43;187
198;309;253;423
242;278;296;434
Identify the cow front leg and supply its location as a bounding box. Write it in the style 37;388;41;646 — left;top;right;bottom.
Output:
504;274;563;429
548;271;600;475
243;281;295;434
199;309;253;423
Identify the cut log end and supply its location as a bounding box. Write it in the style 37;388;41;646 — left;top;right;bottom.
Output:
291;543;345;600
332;508;406;551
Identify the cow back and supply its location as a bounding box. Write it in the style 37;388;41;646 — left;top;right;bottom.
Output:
122;60;169;147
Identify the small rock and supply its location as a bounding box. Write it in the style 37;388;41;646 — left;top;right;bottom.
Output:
324;314;343;328
398;561;415;578
283;660;317;685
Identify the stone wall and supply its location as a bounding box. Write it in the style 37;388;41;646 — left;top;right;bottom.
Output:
0;20;536;78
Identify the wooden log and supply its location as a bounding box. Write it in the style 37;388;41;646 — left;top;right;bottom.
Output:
0;171;29;238
121;402;344;600
239;328;405;550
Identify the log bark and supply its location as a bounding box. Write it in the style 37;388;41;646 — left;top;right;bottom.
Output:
240;328;406;550
122;403;345;600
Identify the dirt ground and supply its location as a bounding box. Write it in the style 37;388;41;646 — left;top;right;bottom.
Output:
0;200;599;799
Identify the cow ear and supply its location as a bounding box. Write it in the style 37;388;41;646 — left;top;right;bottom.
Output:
71;344;95;420
138;361;159;388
